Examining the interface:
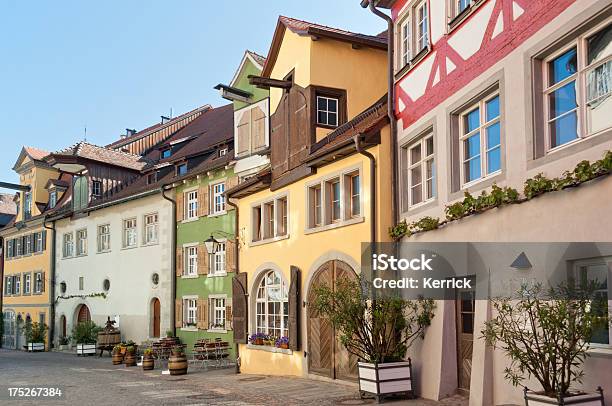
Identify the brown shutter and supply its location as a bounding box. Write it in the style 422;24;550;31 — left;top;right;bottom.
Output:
42;230;47;251
176;248;183;277
41;271;46;293
197;299;207;330
251;105;266;152
225;298;233;330
270;93;288;179
176;191;184;221
175;299;183;328
197;244;208;275
199;186;209;217
232;273;248;343
226;239;236;273
288;266;301;350
288;86;310;170
237;109;251;155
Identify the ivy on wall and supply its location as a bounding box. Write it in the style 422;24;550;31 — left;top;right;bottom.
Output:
56;292;107;302
389;150;612;240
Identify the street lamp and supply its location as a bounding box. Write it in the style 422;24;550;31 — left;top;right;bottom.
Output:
204;234;220;255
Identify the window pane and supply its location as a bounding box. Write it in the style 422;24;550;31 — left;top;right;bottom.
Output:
425;137;434;156
587;23;612;66
464;133;480;159
486;96;500;122
548;48;577;86
487;147;501;174
328;112;338;126
550;111;578;148
317;97;327;111
579;263;609;345
317;111;327;124
426;159;435;199
458;0;470;14
411;165;422;186
549;81;578;119
464;108;480;133
328;98;337;113
410;144;421;164
486;122;501;149
586;61;611;134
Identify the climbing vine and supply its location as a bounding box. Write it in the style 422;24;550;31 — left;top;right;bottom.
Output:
56;292;107;302
389;150;612;240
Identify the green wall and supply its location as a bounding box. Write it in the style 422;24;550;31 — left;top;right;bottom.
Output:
233;57;269;111
175;168;236;358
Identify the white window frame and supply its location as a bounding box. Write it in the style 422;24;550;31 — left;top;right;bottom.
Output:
449;0;473;20
234;98;270;158
250;194;290;244
34;232;43;253
209;240;226;277
459;92;502;188
63;232;74;258
49;190;57;209
76;229;87;256
182;296;198;329
24;273;31;295
92;180;102;197
543;21;612;153
400;17;411;67
14;273;20;295
34;272;43;294
254;270;289;338
184;245;198;277
316;96;339;127
406;134;436;208
208;294;227;331
144;213;159;245
211;182;226;215
24;234;32;255
97;224;111;253
185;189;198;220
123;218;137;248
415;0;429;53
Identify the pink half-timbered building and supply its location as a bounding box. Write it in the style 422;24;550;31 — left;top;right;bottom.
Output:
372;0;612;404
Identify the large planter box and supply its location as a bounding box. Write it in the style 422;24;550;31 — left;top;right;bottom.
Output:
76;343;96;356
27;343;45;352
358;360;413;402
524;387;605;406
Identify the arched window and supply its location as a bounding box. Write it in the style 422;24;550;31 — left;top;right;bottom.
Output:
255;270;288;338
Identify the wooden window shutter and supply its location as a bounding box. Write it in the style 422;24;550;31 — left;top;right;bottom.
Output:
270;95;288;179
225;298;233;330
197;244;208;275
237;109;251;155
232;273;248;343
176;192;184;221
176;248;184;277
41;271;46;293
198;186;209;217
197;299;208;330
226;239;236;273
288;87;310;170
251;106;266;152
288;266;301;350
42;230;47;251
175;299;183;328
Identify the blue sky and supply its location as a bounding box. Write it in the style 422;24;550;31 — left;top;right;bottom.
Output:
0;0;385;184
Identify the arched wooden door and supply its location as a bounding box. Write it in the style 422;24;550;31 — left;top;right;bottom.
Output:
60;315;67;337
307;260;359;381
152;298;161;338
77;305;91;324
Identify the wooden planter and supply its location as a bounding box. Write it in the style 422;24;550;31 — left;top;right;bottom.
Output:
124;353;137;367
27;343;45;352
112;352;124;365
76;343;96;356
142;356;154;371
524;387;605;405
168;353;188;375
358;360;414;402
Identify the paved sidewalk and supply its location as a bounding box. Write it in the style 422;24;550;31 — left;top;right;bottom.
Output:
0;349;469;405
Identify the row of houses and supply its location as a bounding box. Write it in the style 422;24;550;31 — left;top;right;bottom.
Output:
1;0;611;404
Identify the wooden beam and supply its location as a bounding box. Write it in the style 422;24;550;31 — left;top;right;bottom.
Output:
248;75;292;90
0;181;30;192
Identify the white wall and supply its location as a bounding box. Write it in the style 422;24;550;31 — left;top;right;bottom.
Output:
54;193;173;345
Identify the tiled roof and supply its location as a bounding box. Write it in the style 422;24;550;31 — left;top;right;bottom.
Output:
247;50;267;67
0;193;17;215
24;146;50;161
309;95;389;159
279;16;387;48
52;142;149;171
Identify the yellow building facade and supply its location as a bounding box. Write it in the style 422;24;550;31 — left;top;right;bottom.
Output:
1;147;59;350
228;17;393;380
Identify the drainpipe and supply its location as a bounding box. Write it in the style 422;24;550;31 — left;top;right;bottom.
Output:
43;216;55;350
226;197;240;373
362;0;398;226
354;135;376;245
161;186;176;336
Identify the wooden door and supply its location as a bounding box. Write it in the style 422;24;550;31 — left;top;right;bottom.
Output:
152;299;161;338
77;305;90;323
456;281;475;392
307;260;359;381
60;315;66;337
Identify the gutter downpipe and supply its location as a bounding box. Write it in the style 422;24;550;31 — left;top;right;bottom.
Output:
364;0;398;227
354;135;376;246
226;197;240;373
43;216;56;350
161;186;177;336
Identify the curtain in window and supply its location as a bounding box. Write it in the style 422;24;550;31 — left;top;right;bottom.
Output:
587;61;611;108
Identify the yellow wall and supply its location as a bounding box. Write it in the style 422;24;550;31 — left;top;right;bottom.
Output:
15;156;57;221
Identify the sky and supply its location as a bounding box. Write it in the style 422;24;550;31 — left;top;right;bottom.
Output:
0;0;386;185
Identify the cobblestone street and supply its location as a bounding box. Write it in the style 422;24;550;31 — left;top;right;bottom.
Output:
0;349;469;405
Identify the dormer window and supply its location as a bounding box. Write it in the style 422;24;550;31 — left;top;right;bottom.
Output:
92;181;102;198
176;164;187;176
49;190;57;209
24;192;32;220
161;148;172;159
147;172;158;185
317;96;339;127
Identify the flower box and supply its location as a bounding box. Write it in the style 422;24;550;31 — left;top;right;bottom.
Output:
358;360;414;401
76;343;96;356
524;387;604;406
27;343;45;352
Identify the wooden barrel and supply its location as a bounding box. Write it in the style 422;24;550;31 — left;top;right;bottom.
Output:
98;330;121;346
112;353;124;365
124;354;137;367
168;354;188;375
142;357;154;371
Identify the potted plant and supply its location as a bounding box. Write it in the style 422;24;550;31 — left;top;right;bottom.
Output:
72;320;101;356
24;321;47;352
275;336;289;350
312;277;435;403
482;282;608;405
142;348;154;371
124;345;137;367
112;345;124;365
248;332;267;346
168;345;187;375
165;330;173;338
